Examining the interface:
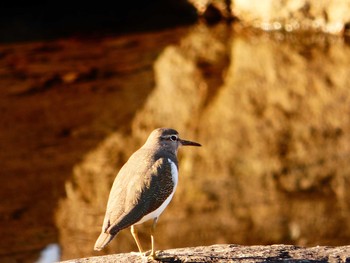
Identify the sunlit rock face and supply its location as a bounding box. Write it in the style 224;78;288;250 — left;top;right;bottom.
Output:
234;0;350;34
193;29;350;245
57;24;350;260
0;28;188;263
189;0;350;34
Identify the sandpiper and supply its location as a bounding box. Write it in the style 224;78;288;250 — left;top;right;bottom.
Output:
94;128;201;259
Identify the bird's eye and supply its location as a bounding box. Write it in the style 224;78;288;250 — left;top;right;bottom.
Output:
170;135;178;141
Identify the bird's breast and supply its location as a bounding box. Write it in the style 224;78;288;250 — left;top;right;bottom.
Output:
168;158;178;189
134;158;178;225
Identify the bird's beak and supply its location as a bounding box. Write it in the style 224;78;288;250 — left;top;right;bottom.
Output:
179;139;201;147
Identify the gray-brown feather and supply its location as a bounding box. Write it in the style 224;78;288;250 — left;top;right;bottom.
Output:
102;148;177;236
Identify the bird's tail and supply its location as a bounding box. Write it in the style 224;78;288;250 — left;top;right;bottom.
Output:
94;231;116;251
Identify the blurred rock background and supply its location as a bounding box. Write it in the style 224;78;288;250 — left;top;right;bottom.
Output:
1;1;350;262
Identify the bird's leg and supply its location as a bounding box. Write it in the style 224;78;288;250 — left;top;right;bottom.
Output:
149;217;158;259
130;225;144;255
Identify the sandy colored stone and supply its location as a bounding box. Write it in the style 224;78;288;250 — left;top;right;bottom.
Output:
2;20;350;263
189;0;350;34
56;24;350;261
60;244;350;263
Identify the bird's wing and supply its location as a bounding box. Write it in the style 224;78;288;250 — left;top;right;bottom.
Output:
102;155;176;235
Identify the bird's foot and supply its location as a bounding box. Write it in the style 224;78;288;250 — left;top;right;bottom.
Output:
147;252;157;260
143;250;157;259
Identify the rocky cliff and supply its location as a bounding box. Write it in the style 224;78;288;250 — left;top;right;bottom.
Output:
56;24;350;260
1;2;350;263
190;0;350;35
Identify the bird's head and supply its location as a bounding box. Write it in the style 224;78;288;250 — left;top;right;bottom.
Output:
146;128;201;154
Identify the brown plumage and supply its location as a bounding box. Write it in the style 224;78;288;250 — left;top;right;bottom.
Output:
94;128;201;258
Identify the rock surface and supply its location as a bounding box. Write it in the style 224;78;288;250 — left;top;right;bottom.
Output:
189;0;350;34
56;24;350;261
0;27;190;263
61;244;350;263
2;18;350;263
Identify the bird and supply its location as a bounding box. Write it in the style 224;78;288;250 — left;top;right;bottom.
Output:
94;128;201;259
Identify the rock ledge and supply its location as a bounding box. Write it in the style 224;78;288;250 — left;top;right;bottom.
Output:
61;244;350;263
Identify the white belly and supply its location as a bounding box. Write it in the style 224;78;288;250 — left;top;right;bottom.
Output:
135;158;178;225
